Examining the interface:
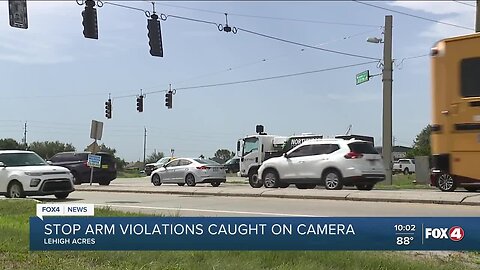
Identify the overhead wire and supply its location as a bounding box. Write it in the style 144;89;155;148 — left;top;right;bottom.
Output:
102;1;381;62
147;27;382;88
48;1;382;100
395;53;430;70
143;0;383;27
353;0;474;31
452;0;476;8
173;61;379;91
236;27;380;61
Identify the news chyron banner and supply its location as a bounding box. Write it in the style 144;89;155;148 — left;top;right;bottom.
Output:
30;205;479;250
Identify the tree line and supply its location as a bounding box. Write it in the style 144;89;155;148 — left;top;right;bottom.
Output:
0;138;236;170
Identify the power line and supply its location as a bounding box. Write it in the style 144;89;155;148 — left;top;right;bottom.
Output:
452;0;476;8
353;0;474;31
103;1;149;14
155;27;382;87
174;61;379;91
403;53;430;60
0;61;379;101
237;27;380;61
395;53;429;69
150;1;382;28
102;1;381;61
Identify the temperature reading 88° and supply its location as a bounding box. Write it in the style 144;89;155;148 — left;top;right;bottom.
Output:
397;236;414;245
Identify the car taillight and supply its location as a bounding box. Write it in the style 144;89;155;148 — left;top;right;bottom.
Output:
83;161;89;167
344;152;363;159
196;166;209;170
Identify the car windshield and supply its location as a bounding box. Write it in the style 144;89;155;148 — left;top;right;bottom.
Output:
156;157;171;165
0;152;47;167
194;159;220;165
242;137;259;156
225;158;237;164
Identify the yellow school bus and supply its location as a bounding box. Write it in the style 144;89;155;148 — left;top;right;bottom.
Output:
430;33;480;192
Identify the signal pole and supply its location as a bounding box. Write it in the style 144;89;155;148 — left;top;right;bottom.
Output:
382;15;393;185
143;127;147;169
23;122;27;149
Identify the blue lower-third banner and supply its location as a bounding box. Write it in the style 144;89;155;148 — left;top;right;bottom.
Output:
30;217;479;250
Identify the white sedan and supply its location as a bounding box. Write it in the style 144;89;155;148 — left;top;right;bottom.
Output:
151;158;226;187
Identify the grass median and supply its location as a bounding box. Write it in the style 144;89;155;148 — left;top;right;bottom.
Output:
1;200;478;270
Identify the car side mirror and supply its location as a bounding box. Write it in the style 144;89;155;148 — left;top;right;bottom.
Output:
46;161;53;165
0;162;5;167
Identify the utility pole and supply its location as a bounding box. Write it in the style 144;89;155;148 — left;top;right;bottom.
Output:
143;127;147;169
476;0;480;32
23;122;27;150
382;15;393;185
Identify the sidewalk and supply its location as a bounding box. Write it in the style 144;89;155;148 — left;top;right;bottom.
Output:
75;178;480;206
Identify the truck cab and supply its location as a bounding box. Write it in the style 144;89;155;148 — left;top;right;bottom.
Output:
238;134;287;187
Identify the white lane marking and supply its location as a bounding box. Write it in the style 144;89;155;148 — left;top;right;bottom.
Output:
95;204;324;217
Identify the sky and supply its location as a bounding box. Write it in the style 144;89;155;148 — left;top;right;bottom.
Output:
0;1;475;161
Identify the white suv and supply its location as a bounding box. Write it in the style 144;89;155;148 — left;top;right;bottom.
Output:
0;150;74;199
258;139;385;190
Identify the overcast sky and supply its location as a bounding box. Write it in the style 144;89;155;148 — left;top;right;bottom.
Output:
0;1;475;161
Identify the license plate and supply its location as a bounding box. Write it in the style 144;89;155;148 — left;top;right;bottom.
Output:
102;165;108;169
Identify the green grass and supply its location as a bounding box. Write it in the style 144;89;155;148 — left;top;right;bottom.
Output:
377;174;431;190
117;170;145;178
0;200;478;270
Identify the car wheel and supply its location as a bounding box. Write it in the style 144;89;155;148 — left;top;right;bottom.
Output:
248;172;263;188
295;183;316;189
72;172;82;185
185;174;196;187
323;170;343;190
7;181;25;198
356;184;374;191
177;183;185;187
211;182;221;187
464;186;478;192
403;168;410;175
279;182;290;188
152;174;162;186
55;192;70;199
437;173;456;192
263;170;279;188
99;180;110;186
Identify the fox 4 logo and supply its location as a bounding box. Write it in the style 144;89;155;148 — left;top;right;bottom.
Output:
425;226;464;241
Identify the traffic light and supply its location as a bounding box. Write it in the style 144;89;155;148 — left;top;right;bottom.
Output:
147;14;163;57
82;0;98;39
165;91;172;109
105;99;112;119
8;0;28;29
136;95;144;112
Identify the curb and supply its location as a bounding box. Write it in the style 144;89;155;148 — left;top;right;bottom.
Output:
75;187;480;206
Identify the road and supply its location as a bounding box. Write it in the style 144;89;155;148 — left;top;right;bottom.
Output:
35;190;480;217
74;177;480;205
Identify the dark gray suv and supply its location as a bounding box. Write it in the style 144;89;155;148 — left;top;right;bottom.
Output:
48;152;117;185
